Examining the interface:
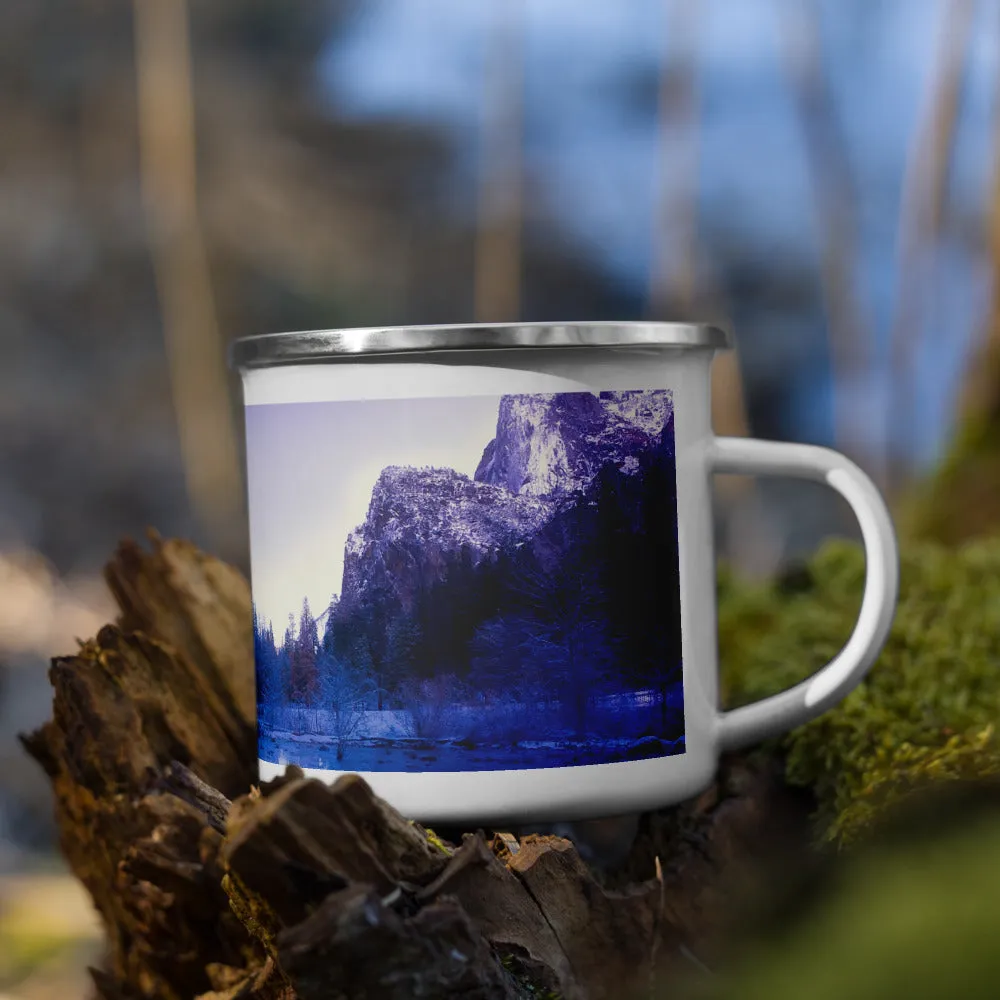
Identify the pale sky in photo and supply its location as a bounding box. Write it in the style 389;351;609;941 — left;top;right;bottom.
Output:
245;396;503;630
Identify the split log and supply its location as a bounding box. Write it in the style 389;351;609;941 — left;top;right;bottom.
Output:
22;533;808;1000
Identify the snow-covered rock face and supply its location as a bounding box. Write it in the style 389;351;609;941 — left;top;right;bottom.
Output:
599;389;674;440
340;464;557;613
348;466;553;568
339;390;674;616
474;390;673;497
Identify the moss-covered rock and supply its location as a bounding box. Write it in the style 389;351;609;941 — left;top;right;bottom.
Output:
718;536;1000;846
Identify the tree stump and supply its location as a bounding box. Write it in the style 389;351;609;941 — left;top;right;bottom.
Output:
21;533;808;1000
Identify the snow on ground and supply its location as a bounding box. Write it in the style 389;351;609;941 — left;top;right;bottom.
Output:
260;732;686;772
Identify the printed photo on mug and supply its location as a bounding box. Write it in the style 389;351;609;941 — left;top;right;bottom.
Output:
234;323;898;823
247;388;685;774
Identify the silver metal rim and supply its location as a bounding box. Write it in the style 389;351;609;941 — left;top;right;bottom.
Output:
230;321;731;369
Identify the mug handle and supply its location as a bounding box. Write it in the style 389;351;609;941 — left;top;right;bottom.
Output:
709;436;899;751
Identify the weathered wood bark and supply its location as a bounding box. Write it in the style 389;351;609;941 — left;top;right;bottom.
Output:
22;533;807;1000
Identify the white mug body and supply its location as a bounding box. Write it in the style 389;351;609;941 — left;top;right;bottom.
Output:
242;345;719;824
236;325;898;825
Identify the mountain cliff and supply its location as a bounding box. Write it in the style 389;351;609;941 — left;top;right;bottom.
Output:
474;390;674;496
331;389;680;690
339;464;557;615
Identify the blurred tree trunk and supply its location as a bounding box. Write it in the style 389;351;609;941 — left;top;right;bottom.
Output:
474;0;523;323
648;0;699;322
779;0;877;478
648;0;781;577
886;0;975;497
133;0;245;561
904;122;1000;545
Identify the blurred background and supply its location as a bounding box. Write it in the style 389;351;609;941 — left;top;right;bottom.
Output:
1;0;998;994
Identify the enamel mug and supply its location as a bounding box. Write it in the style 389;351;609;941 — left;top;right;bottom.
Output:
231;322;898;824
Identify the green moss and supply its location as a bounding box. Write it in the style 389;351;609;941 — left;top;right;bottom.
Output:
705;807;1000;1000
719;536;1000;846
222;871;281;960
418;825;454;856
902;407;1000;545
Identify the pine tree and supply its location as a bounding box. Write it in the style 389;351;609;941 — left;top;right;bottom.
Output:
473;549;615;736
321;594;339;658
288;598;320;705
252;604;280;726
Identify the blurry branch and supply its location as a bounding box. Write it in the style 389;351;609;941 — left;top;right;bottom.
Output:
903;54;1000;546
648;1;779;575
886;0;975;494
647;1;750;444
133;0;244;555
711;339;783;578
779;0;878;473
474;0;524;322
955;82;1000;426
648;0;749;435
649;0;700;319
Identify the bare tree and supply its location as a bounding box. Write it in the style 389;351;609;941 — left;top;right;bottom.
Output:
318;649;375;762
886;0;976;494
963;100;1000;425
646;0;779;576
474;0;524;322
132;0;244;558
648;0;701;319
778;0;878;472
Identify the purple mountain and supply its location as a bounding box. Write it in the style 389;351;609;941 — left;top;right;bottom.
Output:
474;390;674;496
340;465;555;614
337;390;674;618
